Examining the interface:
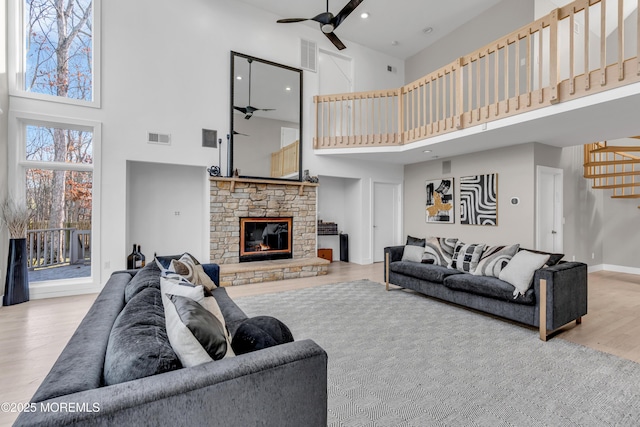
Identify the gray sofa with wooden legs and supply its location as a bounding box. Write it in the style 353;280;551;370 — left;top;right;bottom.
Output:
15;261;327;426
384;245;588;341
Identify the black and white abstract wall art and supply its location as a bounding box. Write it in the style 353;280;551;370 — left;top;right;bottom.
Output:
425;178;454;223
460;174;498;225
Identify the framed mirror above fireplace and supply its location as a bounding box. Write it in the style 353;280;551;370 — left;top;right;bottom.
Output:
230;52;303;181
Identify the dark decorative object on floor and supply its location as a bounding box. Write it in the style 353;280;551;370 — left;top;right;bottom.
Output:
1;198;32;306
4;238;29;306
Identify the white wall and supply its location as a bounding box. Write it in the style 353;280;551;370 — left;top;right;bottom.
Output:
126;161;207;262
405;0;534;83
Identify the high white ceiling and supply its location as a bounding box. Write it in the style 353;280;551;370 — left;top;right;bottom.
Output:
236;0;504;59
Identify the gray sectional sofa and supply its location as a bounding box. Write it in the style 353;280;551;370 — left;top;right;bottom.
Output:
384;245;588;341
15;260;327;427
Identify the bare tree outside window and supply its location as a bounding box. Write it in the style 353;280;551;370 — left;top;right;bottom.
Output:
23;0;94;279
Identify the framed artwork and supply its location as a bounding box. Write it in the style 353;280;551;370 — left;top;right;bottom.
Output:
460;174;498;225
425;178;454;223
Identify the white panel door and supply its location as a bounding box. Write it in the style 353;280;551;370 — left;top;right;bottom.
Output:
536;166;564;253
373;183;398;262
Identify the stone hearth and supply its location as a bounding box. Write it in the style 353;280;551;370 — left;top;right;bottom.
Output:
210;177;329;286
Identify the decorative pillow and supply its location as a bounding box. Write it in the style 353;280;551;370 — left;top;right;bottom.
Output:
231;316;294;355
104;287;181;385
499;250;550;296
406;235;426;247
124;261;162;303
519;248;564;266
422;237;458;266
448;242;486;273
164;294;228;367
160;274;205;303
473;244;520;277
401;245;424;263
171;253;217;291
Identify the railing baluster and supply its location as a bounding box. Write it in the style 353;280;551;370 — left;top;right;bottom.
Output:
637;0;640;75
504;43;510;113
618;0;624;81
570;8;576;94
585;3;591;89
601;0;607;85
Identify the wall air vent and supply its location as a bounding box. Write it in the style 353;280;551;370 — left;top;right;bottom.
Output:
301;38;318;72
147;132;171;145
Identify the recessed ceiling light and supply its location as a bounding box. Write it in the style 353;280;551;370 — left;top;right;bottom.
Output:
236;76;242;80
360;12;369;19
423;150;432;153
285;87;291;91
423;27;434;34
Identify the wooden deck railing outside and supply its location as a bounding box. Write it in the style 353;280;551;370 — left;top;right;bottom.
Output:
315;0;640;149
27;228;91;270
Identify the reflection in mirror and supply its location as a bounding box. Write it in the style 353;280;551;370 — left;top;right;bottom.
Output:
230;52;303;181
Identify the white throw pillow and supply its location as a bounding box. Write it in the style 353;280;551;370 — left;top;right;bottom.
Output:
499;250;550;296
401;245;425;263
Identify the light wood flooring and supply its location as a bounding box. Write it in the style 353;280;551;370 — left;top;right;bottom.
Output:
0;263;638;425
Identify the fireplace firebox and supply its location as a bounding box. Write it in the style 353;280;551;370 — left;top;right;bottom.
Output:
239;217;293;262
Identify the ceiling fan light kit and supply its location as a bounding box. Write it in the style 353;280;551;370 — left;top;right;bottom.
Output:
276;0;364;50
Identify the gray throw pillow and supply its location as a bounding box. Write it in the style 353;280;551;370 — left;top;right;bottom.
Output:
401;245;424;263
422;236;458;266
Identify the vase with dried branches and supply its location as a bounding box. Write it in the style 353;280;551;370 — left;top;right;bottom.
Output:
1;199;32;306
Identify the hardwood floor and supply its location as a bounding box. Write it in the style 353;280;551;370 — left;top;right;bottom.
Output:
0;263;638;425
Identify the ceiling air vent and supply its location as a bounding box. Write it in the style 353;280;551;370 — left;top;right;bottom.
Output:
147;132;171;145
301;38;317;72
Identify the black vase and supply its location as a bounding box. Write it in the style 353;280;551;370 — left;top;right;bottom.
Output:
3;238;30;306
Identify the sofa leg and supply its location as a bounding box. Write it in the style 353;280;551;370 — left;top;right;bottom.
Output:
385;252;390;291
539;279;548;341
576;317;582;325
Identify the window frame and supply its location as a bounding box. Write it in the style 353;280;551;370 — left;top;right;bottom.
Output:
9;110;102;294
8;0;102;108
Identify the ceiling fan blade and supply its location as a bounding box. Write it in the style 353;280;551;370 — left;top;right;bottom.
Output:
233;106;247;114
332;0;364;29
324;31;346;50
259;108;276;112
277;18;309;23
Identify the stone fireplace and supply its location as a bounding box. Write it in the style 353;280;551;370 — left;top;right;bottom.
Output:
210;177;328;286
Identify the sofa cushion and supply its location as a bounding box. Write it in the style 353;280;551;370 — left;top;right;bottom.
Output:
443;274;536;305
448;242;485;273
473;244;520;277
210;287;248;336
390;261;463;283
422;236;458;266
232;316;294;355
401;245;424;263
104;287;181;386
124;261;162;303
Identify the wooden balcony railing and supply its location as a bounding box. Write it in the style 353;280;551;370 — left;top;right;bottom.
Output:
271;140;300;178
315;0;640;149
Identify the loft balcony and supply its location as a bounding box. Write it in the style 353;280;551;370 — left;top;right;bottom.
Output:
313;0;640;163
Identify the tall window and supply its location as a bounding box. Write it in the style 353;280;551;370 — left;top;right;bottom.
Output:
20;0;97;103
20;121;95;282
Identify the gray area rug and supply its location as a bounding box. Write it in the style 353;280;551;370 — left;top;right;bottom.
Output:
234;280;640;426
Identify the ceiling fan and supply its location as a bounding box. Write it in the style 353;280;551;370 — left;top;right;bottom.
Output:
233;58;275;120
277;0;364;50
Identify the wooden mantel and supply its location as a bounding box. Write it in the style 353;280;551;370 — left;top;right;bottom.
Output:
209;177;318;195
